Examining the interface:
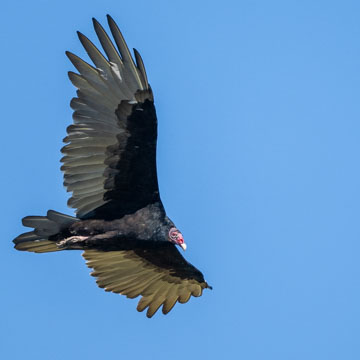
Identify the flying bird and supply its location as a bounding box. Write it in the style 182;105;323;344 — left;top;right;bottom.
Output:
13;15;211;318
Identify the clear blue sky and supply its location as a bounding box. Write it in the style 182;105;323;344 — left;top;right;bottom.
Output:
1;0;360;359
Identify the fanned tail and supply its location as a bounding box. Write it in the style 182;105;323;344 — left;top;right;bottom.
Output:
13;210;78;253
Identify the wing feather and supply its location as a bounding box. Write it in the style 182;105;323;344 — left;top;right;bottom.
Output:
83;243;211;318
63;17;157;219
106;15;144;90
162;286;179;315
92;18;123;67
133;48;149;88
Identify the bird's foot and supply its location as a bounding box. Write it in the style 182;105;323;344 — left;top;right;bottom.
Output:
57;236;89;249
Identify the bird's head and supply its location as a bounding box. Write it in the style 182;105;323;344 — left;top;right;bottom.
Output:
168;227;187;251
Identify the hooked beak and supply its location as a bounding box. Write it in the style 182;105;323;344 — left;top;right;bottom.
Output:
180;242;187;251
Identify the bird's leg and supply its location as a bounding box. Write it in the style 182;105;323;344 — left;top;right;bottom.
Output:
56;236;89;249
56;231;120;249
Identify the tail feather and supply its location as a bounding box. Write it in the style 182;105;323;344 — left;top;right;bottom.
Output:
14;210;78;253
47;210;76;226
22;216;60;236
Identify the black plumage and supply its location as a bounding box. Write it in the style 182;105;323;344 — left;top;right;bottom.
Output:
13;15;211;318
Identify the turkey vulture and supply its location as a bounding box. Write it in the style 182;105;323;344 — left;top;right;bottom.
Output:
13;15;211;318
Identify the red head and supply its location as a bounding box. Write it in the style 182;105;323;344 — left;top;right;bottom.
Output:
168;227;187;251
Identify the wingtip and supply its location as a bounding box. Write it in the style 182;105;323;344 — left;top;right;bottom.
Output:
133;48;140;59
92;17;99;27
65;50;77;60
77;30;85;42
106;14;119;30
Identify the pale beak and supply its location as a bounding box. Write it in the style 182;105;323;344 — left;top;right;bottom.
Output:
180;243;187;251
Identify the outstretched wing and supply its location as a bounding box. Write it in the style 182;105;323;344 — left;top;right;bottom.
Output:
62;15;160;220
83;243;211;318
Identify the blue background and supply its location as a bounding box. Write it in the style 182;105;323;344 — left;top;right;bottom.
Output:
2;1;360;359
